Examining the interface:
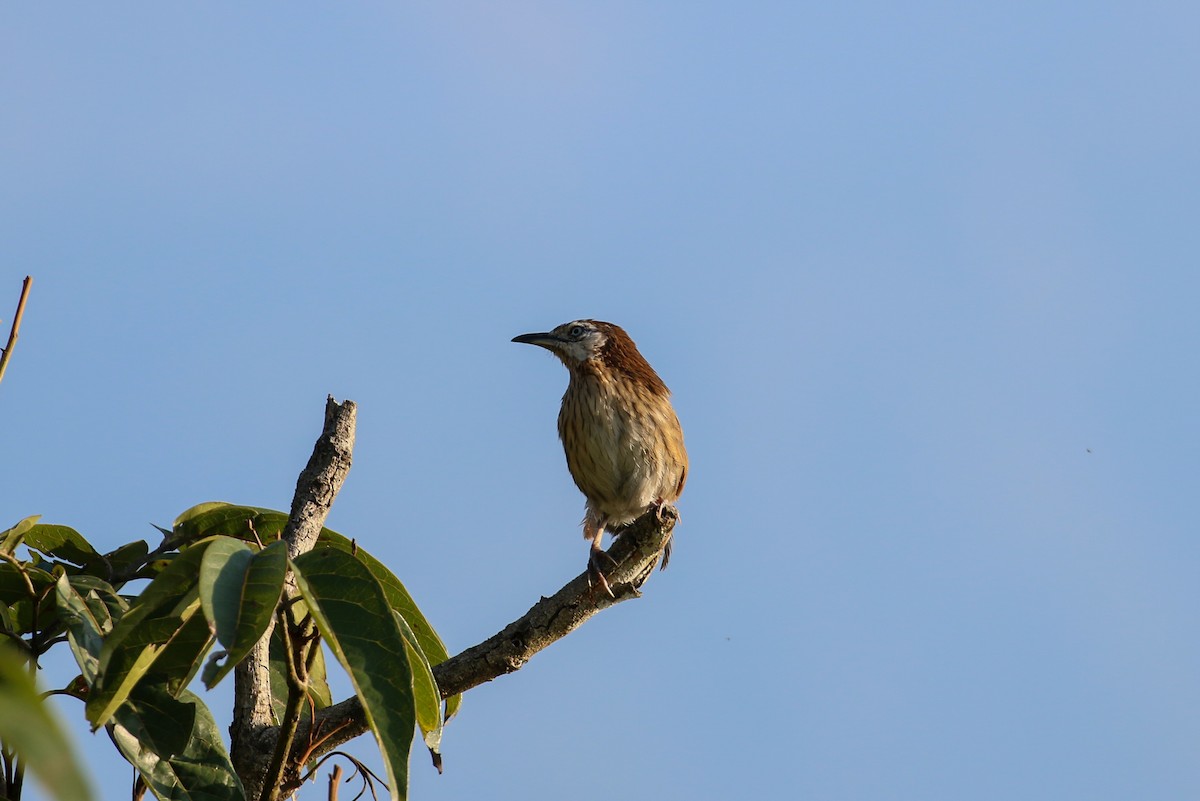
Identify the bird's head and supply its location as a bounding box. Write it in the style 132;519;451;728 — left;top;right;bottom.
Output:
512;319;670;395
511;319;610;369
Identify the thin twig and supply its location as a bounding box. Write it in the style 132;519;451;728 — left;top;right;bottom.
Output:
301;752;384;801
0;276;32;387
328;764;342;801
296;717;355;770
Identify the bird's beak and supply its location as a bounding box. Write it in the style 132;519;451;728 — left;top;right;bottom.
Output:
511;332;561;350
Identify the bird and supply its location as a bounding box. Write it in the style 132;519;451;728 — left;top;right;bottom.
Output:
512;319;688;596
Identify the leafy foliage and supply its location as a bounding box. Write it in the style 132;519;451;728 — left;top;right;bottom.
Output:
86;543;213;729
111;686;245;801
0;505;455;801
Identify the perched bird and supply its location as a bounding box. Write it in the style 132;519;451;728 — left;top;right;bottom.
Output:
512;319;688;595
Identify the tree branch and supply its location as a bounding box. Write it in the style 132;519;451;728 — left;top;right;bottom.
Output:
0;275;33;388
231;396;357;800
282;507;678;779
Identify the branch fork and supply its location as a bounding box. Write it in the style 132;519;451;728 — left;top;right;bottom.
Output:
228;395;678;797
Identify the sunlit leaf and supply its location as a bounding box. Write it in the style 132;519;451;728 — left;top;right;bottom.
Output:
293;547;416;800
198;538;286;688
199;538;254;644
395;611;444;772
0;515;41;554
26;524;105;571
173;503;289;545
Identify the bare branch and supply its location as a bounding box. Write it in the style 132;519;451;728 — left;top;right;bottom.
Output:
0;276;33;388
231;396;357;800
281;397;358;561
280;508;678;779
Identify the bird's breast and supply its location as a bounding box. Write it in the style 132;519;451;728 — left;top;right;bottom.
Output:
558;370;687;522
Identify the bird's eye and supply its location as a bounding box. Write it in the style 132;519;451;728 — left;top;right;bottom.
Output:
568;325;585;339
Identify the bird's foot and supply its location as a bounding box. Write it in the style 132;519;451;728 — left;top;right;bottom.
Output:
649;500;675;571
587;547;618;599
650;500;680;525
659;535;673;572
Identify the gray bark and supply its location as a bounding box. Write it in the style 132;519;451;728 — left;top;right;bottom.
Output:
230;396;356;800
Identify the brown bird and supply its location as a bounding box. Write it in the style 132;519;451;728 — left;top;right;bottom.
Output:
512;319;688;595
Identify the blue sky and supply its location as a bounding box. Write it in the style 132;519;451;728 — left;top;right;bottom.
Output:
3;3;1199;799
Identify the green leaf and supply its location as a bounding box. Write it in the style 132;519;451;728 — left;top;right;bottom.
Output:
133;558;175;583
25;524;105;571
199;539;254;644
55;574;125;685
150;612;216;694
67;573;129;618
0;514;41;554
293;547;416;800
0;645;94;801
199;538;287;688
395;611;445;772
111;683;245;801
0;600;13;636
103;539;150;582
319;531;460;721
87;544;212;729
0;560;55;606
0;561;57;636
173;503;290;545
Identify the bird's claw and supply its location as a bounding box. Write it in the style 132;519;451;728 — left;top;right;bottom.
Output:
587;548;617;599
648;501;674;571
651;500;681;526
